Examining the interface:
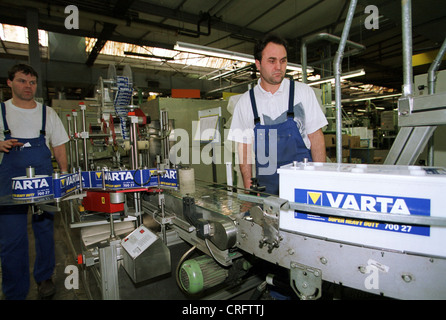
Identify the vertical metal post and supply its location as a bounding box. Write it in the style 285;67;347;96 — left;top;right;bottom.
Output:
72;109;80;169
129;113;142;226
301;42;308;83
66;114;74;171
130;114;139;170
99;240;121;300
161;110;170;165
26;9;43;100
401;0;413;97
333;0;358;163
159;193;167;244
80;103;89;171
385;0;438;166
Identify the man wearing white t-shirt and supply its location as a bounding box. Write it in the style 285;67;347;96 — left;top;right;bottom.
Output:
0;64;69;299
228;34;327;195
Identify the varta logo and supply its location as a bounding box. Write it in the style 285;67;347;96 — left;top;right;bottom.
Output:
163;169;176;180
105;171;133;181
61;174;79;187
307;191;411;215
13;178;50;190
295;188;430;237
308;192;322;205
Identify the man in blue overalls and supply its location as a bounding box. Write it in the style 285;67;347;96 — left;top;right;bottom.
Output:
0;64;68;299
228;34;327;195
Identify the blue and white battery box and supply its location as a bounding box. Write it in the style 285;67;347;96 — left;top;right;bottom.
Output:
278;162;446;258
12;175;53;199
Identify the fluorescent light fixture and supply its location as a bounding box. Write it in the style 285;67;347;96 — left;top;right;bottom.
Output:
307;78;335;86
174;41;254;63
341;68;366;80
174;41;312;73
353;93;402;102
307;69;365;86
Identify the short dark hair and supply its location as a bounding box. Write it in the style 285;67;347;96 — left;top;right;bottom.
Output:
8;64;38;81
254;33;288;62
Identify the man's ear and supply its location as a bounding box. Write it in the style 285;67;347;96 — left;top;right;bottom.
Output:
255;59;261;71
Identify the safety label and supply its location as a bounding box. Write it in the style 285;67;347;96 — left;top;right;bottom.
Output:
294;188;431;236
121;225;158;259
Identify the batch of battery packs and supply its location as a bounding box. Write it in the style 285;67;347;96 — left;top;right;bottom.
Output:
11;168;178;201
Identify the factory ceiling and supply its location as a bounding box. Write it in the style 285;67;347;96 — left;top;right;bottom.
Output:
0;0;445;104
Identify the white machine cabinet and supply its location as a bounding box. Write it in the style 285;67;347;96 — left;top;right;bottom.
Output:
278;162;446;258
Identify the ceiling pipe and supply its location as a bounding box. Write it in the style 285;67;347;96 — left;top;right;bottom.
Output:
333;0;359;163
301;32;365;83
428;37;446;95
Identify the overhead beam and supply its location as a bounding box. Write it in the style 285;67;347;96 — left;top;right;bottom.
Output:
85;22;116;67
85;0;136;66
130;1;264;40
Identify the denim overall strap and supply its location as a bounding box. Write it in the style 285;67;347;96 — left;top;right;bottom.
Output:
1;102;11;138
249;88;260;124
287;79;295;117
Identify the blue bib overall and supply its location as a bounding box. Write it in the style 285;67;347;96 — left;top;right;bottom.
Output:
250;82;312;195
0;102;55;299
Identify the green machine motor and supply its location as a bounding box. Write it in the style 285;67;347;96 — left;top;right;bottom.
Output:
179;255;228;294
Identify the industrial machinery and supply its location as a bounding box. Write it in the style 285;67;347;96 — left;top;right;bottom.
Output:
73;0;446;300
1;1;445;301
57;60;446;300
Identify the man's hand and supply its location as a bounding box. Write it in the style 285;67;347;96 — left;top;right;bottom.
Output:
0;139;24;153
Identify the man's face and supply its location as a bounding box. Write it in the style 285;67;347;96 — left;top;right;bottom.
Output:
7;71;37;101
255;42;287;86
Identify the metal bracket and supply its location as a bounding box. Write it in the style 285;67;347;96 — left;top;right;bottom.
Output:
263;196;289;216
398;96;413;116
290;262;322;300
249;196;289;252
99;239;121;300
182;196;211;240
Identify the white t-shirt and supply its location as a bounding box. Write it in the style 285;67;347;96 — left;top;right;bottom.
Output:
227;78;327;149
0;99;69;163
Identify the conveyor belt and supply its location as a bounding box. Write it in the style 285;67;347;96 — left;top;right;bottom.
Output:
162;180;255;218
